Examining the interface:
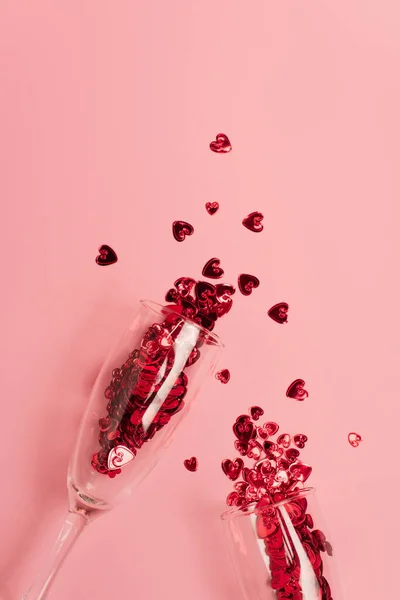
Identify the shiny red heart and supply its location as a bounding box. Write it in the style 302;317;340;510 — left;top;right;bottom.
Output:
285;448;300;463
242;211;264;233
174;277;196;297
276;433;291;449
348;432;362;447
172;220;194;242
238;273;260;296
289;461;312;483
257;422;279;440
216;368;230;384
205;201;219;215
96;244;118;266
247;440;263;460
202;257;224;279
249;406;264;421
195;280;216;302
233;419;256;443
234;440;248;456
293;434;308;449
183;456;198;472
209;133;232;153
221;458;244;481
286;379;308;401
268;302;289;324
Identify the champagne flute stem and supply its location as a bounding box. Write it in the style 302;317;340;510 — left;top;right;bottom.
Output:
22;510;88;600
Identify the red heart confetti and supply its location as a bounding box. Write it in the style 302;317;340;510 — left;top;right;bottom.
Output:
238;273;260;296
96;245;118;266
184;457;198;472
242;211;264;233
202;257;224;279
268;302;289;324
286;379;308;401
216;369;230;384
348;432;362;448
205;201;219;215
293;434;308;449
222;458;244;481
210;133;232;153
276;433;291;449
249;406;264;421
172;221;194;242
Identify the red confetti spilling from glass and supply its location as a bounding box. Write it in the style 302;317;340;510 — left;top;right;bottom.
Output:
249;406;264;421
286;378;308;401
184;456;198;472
238;273;260;296
172;221;194;242
348;432;362;447
92;274;234;478
242;211;264;233
96;245;118;266
216;369;230;384
222;413;333;599
202;258;224;279
268;302;289;324
210;133;232;153
205;202;219;215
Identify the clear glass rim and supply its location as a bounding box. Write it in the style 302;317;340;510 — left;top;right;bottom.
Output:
220;487;316;521
140;299;224;348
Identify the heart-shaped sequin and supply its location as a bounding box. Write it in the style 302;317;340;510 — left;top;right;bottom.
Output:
247;440;263;460
286;379;308;401
184;456;198;472
276;433;291;449
209;133;232;153
256;516;279;540
202;257;224;279
285;448;300;463
174;277;196;297
242;211;264;233
195;280;216;303
268;302;289;324
234;440;249;456
260;422;279;438
107;445;135;471
205;201;219;215
221;458;244;481
289;461;312;483
172;220;194;242
96;245;118;266
249;406;264;421
233;419;256;443
238;273;260;296
348;432;362;448
216;369;230;384
293;434;308;449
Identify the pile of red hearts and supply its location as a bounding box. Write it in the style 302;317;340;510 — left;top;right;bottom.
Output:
92;277;235;477
223;411;333;600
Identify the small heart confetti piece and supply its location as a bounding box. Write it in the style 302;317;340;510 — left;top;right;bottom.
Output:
96;245;118;266
172;220;194;242
238;273;260;296
205;202;219;215
216;369;230;384
276;433;291;449
202;257;224;279
221;458;244;481
107;445;134;471
286;379;308;401
242;212;264;233
184;457;198;472
210;133;232;154
249;406;264;421
348;432;362;448
293;434;308;449
268;302;289;324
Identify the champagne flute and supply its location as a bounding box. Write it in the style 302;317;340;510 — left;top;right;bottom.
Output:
23;300;223;599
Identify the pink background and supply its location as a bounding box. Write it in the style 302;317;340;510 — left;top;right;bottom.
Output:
1;2;399;598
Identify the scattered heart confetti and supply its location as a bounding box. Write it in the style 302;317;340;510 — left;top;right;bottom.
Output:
348;432;362;448
286;379;308;401
184;457;198;472
268;302;289;324
205;202;219;215
210;133;232;154
216;369;230;384
242;211;264;233
276;433;291;449
249;406;264;421
293;434;308;449
238;273;260;296
202;257;224;279
222;458;244;481
96;245;118;266
107;445;135;471
172;220;194;242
